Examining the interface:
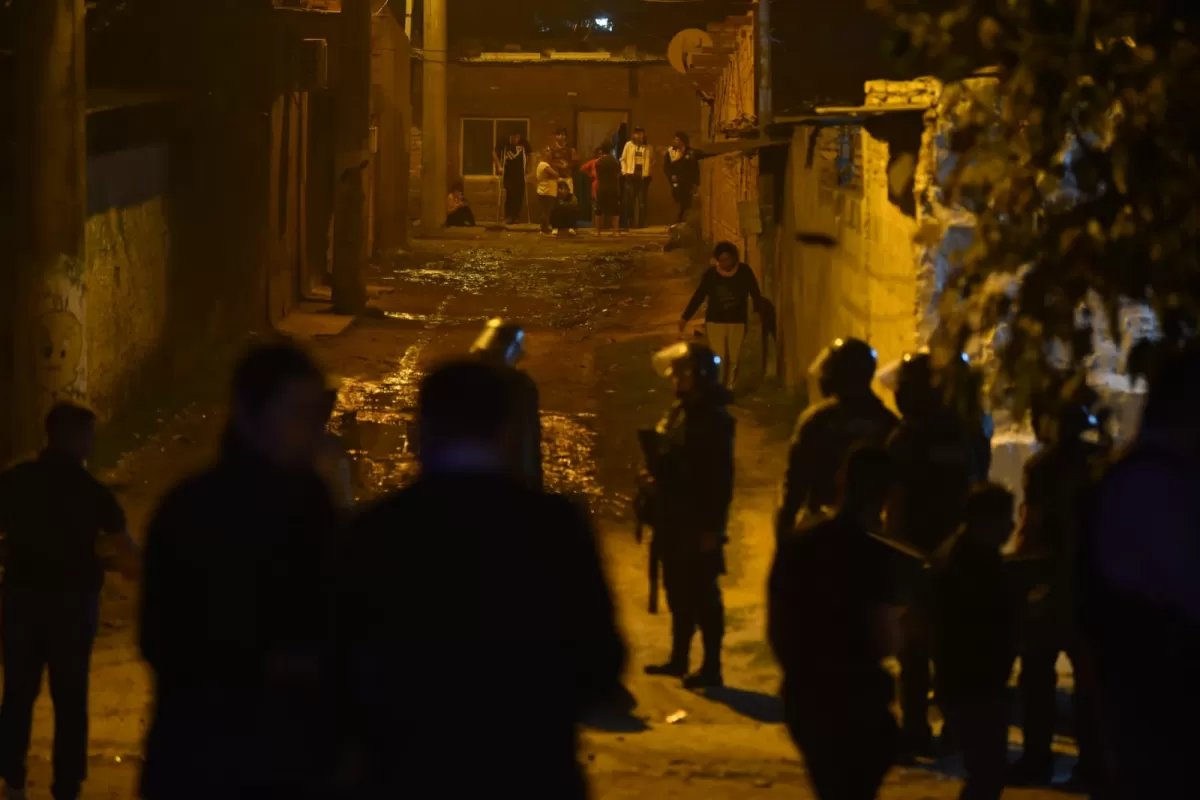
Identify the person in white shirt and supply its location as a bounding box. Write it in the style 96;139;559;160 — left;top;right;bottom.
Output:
620;127;653;229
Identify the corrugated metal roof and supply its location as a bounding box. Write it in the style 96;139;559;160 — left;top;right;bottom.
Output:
458;51;667;64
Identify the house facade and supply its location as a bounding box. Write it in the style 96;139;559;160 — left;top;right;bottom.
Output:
416;51;700;225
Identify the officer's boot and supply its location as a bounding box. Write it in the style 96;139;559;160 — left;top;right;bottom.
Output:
644;613;693;677
683;584;724;689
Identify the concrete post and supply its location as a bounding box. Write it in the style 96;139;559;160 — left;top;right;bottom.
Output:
11;0;89;458
420;0;448;232
756;0;772;127
332;0;372;314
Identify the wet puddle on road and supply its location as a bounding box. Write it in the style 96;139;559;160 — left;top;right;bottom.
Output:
372;249;639;330
332;299;617;510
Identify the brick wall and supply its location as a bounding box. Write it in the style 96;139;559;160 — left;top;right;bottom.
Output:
779;124;920;395
713;22;757;135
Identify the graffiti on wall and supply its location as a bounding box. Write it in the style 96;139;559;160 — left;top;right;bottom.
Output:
33;253;87;405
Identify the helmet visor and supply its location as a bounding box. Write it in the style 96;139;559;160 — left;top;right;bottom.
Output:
653;342;693;378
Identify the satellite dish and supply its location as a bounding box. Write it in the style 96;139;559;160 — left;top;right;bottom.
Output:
667;28;714;75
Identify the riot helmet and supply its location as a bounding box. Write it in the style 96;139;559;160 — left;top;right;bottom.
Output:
894;350;937;418
813;337;877;399
653;341;722;397
471;318;526;367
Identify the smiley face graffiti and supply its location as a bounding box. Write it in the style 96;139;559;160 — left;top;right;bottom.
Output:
36;309;84;394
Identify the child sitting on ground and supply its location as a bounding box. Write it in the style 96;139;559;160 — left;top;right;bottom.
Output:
445;180;475;227
548;180;578;237
930;483;1020;800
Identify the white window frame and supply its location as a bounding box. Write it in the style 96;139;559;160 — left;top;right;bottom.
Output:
459;117;531;178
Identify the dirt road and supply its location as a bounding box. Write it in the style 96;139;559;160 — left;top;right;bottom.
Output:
11;229;1080;798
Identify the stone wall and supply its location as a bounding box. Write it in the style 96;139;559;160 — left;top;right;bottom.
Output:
84;143;171;422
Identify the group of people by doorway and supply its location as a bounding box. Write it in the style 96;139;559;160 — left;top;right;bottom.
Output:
444;126;700;234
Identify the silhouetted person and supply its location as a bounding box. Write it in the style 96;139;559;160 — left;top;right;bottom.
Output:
777;337;897;539
769;444;900;800
886;351;975;757
665;132;699;223
931;484;1020;800
471;318;543;491
341;359;624;798
139;344;338;800
1011;401;1108;788
0;404;139;800
640;343;735;689
1081;345;1200;798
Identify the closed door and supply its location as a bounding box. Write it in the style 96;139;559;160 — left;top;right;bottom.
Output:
576;110;629;157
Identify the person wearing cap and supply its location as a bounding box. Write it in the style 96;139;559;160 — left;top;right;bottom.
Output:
1010;387;1109;789
776;337;898;541
885;350;977;759
471;318;543;491
640;342;735;688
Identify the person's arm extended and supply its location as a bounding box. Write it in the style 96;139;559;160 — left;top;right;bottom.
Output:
776;411;818;537
97;483;139;580
681;269;712;325
743;264;763;312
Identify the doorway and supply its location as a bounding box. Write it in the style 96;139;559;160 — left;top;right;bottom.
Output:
576;109;629;221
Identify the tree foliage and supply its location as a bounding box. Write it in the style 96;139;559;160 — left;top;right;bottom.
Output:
875;0;1200;408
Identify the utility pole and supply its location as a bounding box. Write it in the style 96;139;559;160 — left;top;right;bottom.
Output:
754;0;778;380
11;0;89;458
332;0;372;314
756;0;773;127
420;0;448;232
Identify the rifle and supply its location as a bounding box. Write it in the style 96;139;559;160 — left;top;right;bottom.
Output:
648;531;662;615
636;428;666;615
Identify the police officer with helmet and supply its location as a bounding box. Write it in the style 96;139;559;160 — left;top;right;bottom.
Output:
885;349;976;758
471;318;544;491
776;337;898;540
640;342;735;688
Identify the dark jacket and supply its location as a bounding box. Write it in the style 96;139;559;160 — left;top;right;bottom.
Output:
506;366;544;491
664;147;699;188
651;392;736;557
930;529;1020;697
886;406;975;554
139;433;339;799
777;394;899;537
681;264;762;326
1021;437;1108;622
341;471;625;798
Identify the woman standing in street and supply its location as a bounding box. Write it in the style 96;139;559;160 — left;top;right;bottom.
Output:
493;132;528;225
679;241;763;392
621;127;653;229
